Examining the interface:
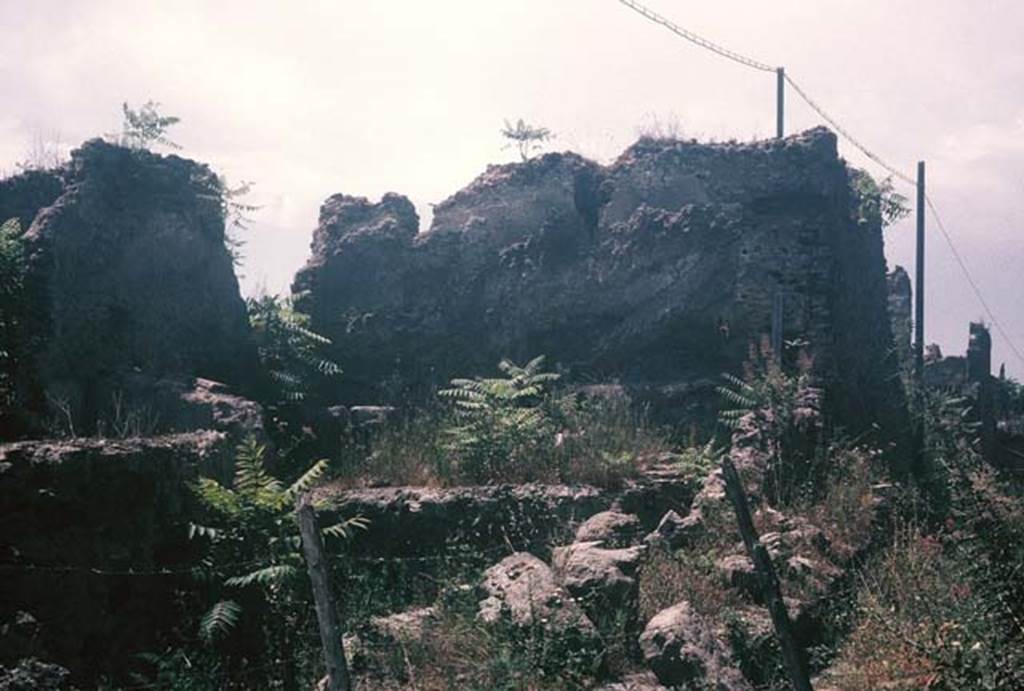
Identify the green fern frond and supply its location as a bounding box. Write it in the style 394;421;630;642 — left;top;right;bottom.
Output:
200;600;241;642
438;382;486;401
225;563;298;588
188;523;221;540
316;359;342;377
234;438;284;500
321;515;370;541
269;370;308;401
194;477;241;515
285;458;330;502
280;317;332;345
269;370;303;386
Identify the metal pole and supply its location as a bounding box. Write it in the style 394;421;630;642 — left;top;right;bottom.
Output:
913;161;926;472
297;497;352;691
771;292;784;362
914;162;925;388
776;67;785;138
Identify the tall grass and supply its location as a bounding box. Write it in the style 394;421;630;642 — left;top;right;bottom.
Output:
339;392;672;488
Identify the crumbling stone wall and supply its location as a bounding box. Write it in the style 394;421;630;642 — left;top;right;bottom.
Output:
0;169;64;230
8;140;255;434
294;128;904;432
0;435;209;682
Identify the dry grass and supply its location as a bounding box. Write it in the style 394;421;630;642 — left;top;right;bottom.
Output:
820;515;1024;690
638;536;744;623
817;523;943;690
805;445;881;560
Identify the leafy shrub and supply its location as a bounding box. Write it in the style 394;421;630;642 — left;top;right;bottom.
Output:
248;295;341;408
438;356;559;483
188;438;366;686
357;591;598;690
339;358;671;487
500;118;552;161
717;338;823;504
118;101;181;150
0;218;25;420
851;170;910;229
248;294;343;464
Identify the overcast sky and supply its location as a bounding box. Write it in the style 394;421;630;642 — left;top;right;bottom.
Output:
2;0;1022;376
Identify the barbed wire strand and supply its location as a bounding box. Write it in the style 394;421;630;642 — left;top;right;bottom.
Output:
616;0;775;73
0;534;574;575
120;657;294;690
0;556;280;577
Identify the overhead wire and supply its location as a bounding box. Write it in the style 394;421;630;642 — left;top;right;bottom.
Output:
782;73;916;187
615;0;775;73
615;0;1024;367
925;194;1024;367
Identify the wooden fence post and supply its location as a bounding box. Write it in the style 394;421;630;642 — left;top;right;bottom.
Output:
297;496;352;691
720;456;813;691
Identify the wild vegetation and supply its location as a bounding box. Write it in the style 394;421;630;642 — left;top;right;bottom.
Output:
116;328;1021;690
500;118;552;161
336;356;673;488
0;218;25;418
3;105;1023;691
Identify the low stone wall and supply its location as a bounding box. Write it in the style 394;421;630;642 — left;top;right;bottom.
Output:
0;433;221;681
317;464;697;559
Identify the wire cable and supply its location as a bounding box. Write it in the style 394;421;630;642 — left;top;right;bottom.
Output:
616;0;776;73
925;194;1024;367
614;0;1024;368
782;73;916;187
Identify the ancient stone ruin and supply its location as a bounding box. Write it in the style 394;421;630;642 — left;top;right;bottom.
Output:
293;127;903;431
1;139;255;437
4;127;1018;689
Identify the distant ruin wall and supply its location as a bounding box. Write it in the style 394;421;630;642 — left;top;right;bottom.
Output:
294;127;905;431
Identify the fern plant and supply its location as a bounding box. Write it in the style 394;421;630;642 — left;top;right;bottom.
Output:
667;438;724;480
190;437;366;646
248;294;341;414
438;356;559;483
500;118;552;161
118;101;181;150
717;372;766;430
716;338;821;504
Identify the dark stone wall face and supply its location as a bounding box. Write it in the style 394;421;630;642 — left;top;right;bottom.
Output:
0;169;64;230
0;435;212;683
293;128;904;432
15;140;255;432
